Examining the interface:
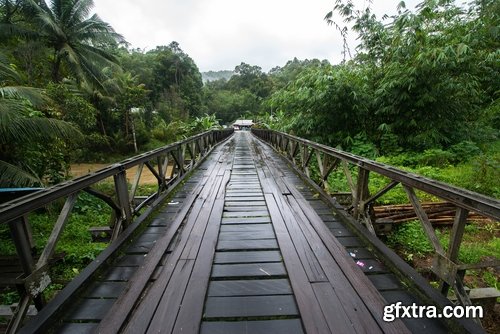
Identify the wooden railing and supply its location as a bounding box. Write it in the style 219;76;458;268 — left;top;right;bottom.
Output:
252;128;499;309
0;128;233;333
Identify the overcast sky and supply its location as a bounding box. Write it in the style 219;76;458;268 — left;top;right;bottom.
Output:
93;0;420;72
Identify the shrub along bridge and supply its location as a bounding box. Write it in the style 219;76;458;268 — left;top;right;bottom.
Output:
0;129;498;333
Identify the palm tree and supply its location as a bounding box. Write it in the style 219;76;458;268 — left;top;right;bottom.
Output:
25;0;125;87
0;53;80;187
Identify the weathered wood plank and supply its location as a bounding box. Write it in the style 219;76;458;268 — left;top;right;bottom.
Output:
213;251;282;264
221;217;271;224
171;197;227;334
211;263;286;278
200;319;304;334
216;239;279;251
264;193;332;334
208;279;292;297
218;230;275;240
204;295;298;318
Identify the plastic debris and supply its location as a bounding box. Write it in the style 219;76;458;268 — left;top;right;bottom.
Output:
356;261;365;268
349;252;356;258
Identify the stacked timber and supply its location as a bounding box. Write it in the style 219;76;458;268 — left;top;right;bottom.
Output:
373;202;492;226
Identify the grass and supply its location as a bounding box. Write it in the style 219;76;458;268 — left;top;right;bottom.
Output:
386;220;500;289
0;181;161;305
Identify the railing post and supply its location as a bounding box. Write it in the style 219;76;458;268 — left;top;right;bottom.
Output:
440;207;468;296
112;167;132;239
353;167;374;233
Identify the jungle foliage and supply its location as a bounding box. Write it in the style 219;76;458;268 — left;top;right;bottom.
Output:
0;0;498;197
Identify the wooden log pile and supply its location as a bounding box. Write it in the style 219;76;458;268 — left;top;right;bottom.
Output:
373;202;492;226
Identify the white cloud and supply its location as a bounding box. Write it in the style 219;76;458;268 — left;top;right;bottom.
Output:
93;0;420;72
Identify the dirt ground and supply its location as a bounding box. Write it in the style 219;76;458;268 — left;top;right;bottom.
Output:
70;163;161;185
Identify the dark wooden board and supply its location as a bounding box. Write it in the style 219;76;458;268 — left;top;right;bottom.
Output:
149;216;174;227
356;258;387;274
329;227;355;237
225;196;265;201
367;274;402;291
86;281;126;298
172;197;227;334
143;259;195;333
216;239;279;251
226;189;262;193
312;282;366;333
323;220;344;229
102;266;136;281
218;230;275;240
345;247;376;260
263;193;332;334
223;206;268;212
204;295;298;318
211;263;286;278
208;279;292;297
142;226;167;234
223;211;269;218
213;251;282;264
220;224;273;233
65;298;115;320
319;214;340;222
115;254;146;267
200;319;304;334
225;201;266;206
221;217;271;224
55;323;97;334
336;236;363;247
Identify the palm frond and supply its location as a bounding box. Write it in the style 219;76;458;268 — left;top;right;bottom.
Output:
0;86;48;107
0;108;83;144
0;160;42;187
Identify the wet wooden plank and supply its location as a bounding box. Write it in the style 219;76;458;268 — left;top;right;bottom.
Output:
172;197;227;334
102;266;136;281
220;224;273;233
336;236;363;247
65;299;115;320
143;259;195;333
211;263;286;278
86;282;126;298
208;279;292;297
329;227;355;237
223;211;269;218
282;187;409;334
312;282;364;333
204;295;298;318
214;251;282;264
225;196;265;201
225;201;266;206
223;206;268;212
264;193;331;334
345;247;375;260
216;239;279;251
218;230;275;240
200;319;304;334
221;217;271;224
55;323;97;334
115;254;146;267
368;274;402;291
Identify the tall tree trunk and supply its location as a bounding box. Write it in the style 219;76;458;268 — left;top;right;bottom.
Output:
52;52;62;83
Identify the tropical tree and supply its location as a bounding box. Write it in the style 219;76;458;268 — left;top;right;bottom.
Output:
0;53;80;187
24;0;124;87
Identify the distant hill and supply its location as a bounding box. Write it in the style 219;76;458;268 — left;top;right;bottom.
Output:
202;70;234;83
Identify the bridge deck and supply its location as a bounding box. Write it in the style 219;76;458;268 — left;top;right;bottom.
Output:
24;132;450;333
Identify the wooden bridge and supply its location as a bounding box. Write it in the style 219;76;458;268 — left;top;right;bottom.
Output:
1;129;499;333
